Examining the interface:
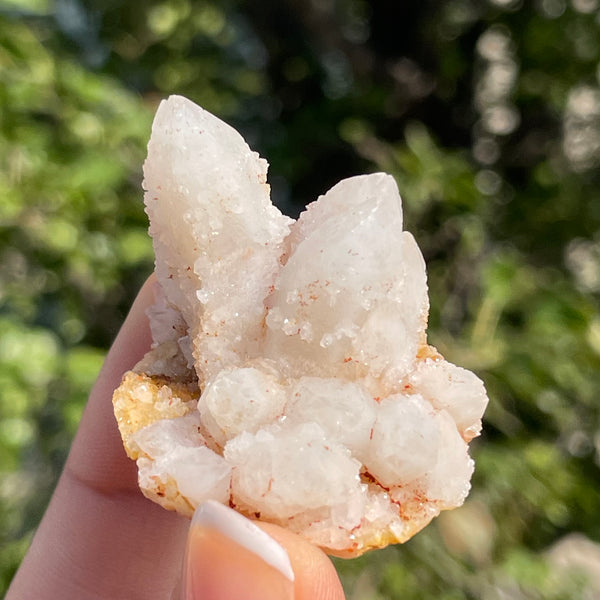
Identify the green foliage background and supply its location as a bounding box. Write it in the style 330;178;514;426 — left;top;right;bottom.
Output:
1;0;600;597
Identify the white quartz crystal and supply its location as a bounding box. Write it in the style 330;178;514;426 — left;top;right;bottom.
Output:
123;95;489;556
284;377;377;459
365;394;446;487
198;366;287;447
409;358;489;440
225;423;364;526
134;413;232;506
144;95;293;385
264;174;426;387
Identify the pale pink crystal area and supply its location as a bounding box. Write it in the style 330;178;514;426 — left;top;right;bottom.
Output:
113;95;489;557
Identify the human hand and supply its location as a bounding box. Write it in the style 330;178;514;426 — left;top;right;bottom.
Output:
6;276;346;600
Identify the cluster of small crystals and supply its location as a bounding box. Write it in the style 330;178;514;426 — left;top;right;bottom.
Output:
132;96;488;555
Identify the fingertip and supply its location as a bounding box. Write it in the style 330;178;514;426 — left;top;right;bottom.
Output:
256;522;346;600
181;502;346;600
183;502;294;600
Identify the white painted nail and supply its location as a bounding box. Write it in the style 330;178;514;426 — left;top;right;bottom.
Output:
191;500;294;582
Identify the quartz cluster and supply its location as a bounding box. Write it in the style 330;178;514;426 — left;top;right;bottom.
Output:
112;95;489;557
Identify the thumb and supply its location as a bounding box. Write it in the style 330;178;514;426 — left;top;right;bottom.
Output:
181;501;346;600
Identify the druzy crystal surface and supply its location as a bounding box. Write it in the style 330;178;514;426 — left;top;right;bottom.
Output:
112;95;489;557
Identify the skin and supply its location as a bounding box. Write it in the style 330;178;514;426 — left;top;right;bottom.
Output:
6;275;345;600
